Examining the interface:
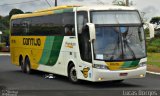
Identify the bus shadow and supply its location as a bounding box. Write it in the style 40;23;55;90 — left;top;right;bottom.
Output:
0;85;6;90
11;70;142;89
78;81;142;88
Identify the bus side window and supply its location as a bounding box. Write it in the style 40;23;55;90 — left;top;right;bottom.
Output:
63;12;75;36
64;25;73;35
21;20;30;35
77;11;92;63
77;15;88;34
77;15;84;34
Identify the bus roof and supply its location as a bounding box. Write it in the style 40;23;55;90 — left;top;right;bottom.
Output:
77;5;136;11
35;5;79;13
11;5;79;20
11;5;137;20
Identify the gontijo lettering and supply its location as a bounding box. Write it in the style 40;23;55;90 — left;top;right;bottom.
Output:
23;38;41;46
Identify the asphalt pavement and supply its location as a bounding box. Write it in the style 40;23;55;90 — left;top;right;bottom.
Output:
0;56;160;96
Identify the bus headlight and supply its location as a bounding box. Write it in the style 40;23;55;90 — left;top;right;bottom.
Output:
139;62;146;67
93;64;108;69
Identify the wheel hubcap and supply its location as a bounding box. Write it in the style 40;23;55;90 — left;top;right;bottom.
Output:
70;67;77;82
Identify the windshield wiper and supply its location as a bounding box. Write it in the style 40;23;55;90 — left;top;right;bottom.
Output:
110;27;122;60
123;32;136;59
138;27;143;42
124;39;136;59
110;26;137;60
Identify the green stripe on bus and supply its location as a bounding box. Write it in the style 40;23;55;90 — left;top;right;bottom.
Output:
46;36;64;66
39;36;64;66
121;60;140;68
39;37;54;64
54;8;73;14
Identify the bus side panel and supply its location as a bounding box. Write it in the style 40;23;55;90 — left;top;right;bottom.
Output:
37;36;79;76
10;36;24;66
37;36;66;75
59;36;79;76
39;36;64;66
10;36;46;69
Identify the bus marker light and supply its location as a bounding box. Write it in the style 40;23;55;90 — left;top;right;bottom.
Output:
140;74;144;77
98;78;103;81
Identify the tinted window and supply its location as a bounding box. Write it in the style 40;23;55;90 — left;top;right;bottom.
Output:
11;19;25;35
11;12;75;36
30;14;64;36
63;13;75;36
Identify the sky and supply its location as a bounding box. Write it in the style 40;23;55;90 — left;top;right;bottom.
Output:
0;0;160;20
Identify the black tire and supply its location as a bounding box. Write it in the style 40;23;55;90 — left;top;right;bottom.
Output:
19;56;25;73
24;57;32;74
68;64;79;83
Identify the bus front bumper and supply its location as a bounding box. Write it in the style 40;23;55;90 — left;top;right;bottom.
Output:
92;66;146;82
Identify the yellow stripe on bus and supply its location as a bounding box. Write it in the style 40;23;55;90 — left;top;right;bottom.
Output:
11;11;53;20
105;62;124;70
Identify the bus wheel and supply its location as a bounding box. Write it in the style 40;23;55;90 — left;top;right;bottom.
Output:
19;57;25;73
68;65;79;83
24;57;32;74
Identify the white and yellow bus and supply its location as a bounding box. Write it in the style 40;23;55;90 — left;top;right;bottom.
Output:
10;5;153;83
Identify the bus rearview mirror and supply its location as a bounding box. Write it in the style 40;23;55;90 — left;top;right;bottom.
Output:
145;23;155;39
87;23;96;41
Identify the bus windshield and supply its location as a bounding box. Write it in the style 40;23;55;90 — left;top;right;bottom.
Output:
91;11;146;61
92;11;141;24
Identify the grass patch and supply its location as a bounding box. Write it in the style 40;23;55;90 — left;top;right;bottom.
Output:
147;38;160;53
147;53;160;67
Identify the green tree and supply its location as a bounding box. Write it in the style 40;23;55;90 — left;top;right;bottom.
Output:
112;0;133;6
0;15;10;43
9;8;24;19
0;15;3;20
0;16;9;29
150;17;160;25
25;12;32;14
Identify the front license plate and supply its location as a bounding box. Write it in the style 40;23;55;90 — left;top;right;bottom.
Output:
120;73;128;76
